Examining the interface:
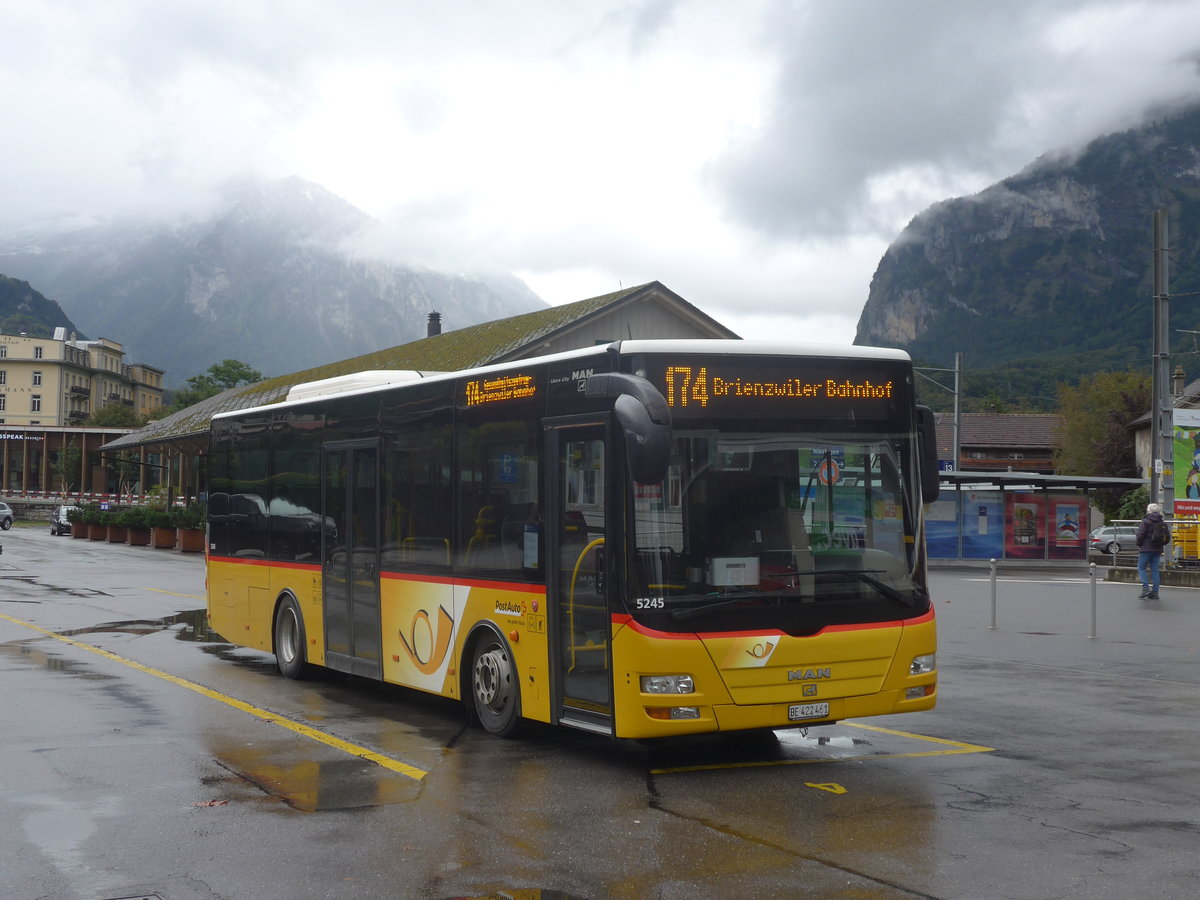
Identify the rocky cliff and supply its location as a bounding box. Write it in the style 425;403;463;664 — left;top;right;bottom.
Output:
856;103;1200;378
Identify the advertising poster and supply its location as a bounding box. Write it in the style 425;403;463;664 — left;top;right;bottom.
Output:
925;495;960;558
1048;495;1085;560
1173;409;1200;516
1005;492;1045;559
960;491;1004;559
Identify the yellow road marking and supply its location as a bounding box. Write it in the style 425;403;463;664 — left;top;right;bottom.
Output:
144;588;207;601
846;720;994;751
0;610;427;781
651;721;992;774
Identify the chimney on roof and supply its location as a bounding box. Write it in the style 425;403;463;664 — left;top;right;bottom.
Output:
427;311;442;338
1173;364;1186;398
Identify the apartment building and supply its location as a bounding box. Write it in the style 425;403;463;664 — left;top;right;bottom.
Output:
0;328;165;495
0;329;164;427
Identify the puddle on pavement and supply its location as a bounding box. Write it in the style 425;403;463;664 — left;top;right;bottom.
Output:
0;641;117;680
204;738;424;811
2;608;252;675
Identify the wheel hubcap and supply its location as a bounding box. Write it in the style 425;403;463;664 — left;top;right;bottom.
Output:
474;646;511;711
278;610;297;664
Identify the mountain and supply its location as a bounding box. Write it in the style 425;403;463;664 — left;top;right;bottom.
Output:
855;103;1200;394
0;178;547;383
0;275;84;339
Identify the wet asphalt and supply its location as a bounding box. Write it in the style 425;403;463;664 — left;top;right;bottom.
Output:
2;528;1199;899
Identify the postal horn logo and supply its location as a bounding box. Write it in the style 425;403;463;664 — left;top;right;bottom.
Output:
398;605;455;674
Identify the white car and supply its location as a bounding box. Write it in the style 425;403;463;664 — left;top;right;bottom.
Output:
0;501;12;530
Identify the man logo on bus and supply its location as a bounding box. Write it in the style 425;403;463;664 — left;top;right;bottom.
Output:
788;667;832;681
398;605;455;675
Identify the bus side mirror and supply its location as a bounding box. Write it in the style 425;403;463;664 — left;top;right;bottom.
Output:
586;373;673;484
916;405;941;503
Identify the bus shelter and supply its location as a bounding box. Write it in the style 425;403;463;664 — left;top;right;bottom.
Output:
927;472;1147;562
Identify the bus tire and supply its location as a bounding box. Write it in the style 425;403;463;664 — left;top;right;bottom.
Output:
470;631;520;737
274;595;311;680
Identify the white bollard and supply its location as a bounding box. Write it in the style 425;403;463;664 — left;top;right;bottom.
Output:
989;558;998;630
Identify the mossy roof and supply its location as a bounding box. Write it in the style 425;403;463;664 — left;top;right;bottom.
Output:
103;281;733;452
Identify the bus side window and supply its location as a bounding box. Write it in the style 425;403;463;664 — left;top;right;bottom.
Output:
384;424;453;574
456;413;542;583
227;422;269;557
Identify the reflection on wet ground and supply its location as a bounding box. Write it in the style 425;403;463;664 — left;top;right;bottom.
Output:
3;602;983;822
58;608;226;643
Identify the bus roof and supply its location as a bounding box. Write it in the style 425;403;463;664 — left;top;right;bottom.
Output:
213;340;912;421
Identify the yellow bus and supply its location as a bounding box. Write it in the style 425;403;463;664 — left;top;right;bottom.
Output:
207;340;940;738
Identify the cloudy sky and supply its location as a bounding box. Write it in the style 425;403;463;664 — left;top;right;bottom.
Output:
4;0;1200;343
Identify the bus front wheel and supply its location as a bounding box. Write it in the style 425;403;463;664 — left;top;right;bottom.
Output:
471;635;520;737
274;596;311;680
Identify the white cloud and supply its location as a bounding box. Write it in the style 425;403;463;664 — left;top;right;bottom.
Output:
1;0;1199;346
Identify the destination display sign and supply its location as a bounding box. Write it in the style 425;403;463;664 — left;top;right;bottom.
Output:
463;373;537;407
643;356;908;419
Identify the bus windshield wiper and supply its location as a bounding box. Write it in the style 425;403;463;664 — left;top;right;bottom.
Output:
667;569;920;620
811;568;918;606
669;588;804;620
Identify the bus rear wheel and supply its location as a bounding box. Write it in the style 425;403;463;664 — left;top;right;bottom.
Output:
274;596;311;680
471;635;520;737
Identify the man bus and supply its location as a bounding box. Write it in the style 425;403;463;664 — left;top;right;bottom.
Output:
207;339;939;738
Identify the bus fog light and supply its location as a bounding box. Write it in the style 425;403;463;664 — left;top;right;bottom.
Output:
641;674;695;694
910;654;935;675
906;685;934;700
646;706;701;720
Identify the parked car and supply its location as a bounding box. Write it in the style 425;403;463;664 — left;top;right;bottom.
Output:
51;505;79;536
0;501;12;530
1089;525;1138;554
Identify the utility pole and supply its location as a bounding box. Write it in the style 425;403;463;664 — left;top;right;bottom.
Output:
914;353;963;471
1151;208;1172;511
953;351;962;475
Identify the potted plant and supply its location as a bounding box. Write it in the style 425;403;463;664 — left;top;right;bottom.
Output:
85;505;108;541
145;485;178;549
68;505;92;540
120;506;154;547
151;508;177;549
172;501;207;553
105;507;128;544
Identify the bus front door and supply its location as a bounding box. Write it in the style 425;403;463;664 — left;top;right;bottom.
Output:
322;442;382;678
548;421;612;734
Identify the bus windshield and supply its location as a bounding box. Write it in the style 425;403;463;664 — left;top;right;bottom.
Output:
626;428;926;635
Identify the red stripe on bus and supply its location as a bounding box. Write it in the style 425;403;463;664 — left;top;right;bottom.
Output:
207;555;322;572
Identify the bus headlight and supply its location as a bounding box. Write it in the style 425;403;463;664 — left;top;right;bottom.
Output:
640;674;695;694
910;654;936;675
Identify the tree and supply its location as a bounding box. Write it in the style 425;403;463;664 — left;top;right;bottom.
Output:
85;404;146;427
1055;370;1150;518
111;452;141;501
170;359;263;411
54;438;82;493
